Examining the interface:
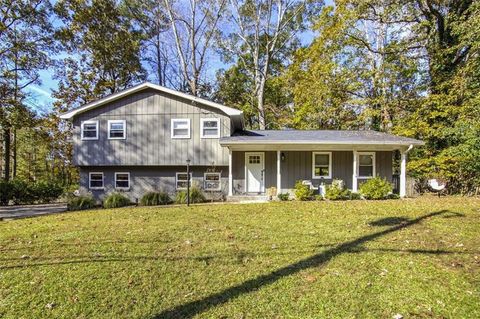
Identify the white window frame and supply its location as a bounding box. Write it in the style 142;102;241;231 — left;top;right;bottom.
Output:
357;152;376;178
81;120;99;140
114;172;130;190
171;118;191;139
176;172;193;190
108;120;126;140
89;172;104;189
204;172;222;191
312;152;332;179
200;118;220;139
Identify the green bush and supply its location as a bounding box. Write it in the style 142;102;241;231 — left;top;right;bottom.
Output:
140;191;172;206
103;192;131;208
0;179;64;205
277;193;290;201
386;193;400;200
0;180;12;205
31;181;64;204
325;180;351;200
175;187;206;204
359;177;393;200
314;194;324;201
349;192;362;200
67;195;96;211
294;181;314;201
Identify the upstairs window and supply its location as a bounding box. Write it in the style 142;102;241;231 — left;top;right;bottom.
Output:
108;120;126;139
171;119;191;139
115;172;130;189
204;172;221;191
358;152;375;178
200;118;220;138
89;172;104;189
81;121;98;140
312;152;332;179
176;172;192;190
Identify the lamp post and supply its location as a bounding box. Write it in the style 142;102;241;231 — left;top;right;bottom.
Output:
186;159;191;206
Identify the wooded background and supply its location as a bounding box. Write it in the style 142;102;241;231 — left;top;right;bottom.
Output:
1;0;479;194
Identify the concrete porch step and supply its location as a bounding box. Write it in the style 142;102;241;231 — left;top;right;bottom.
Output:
227;195;270;203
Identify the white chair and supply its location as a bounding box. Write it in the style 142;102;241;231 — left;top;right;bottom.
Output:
428;179;446;197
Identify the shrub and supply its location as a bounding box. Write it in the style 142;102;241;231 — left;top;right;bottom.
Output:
294;181;314;201
31;181;64;204
386;193;400;200
277;193;290;201
314;194;324;201
349;192;362;200
359;177;393;200
141;192;172;206
67;195;96;211
0;179;64;205
175;186;206;204
103;192;131;208
325;180;351;200
0;180;12;205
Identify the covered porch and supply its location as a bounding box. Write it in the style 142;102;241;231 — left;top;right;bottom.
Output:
220;130;424;198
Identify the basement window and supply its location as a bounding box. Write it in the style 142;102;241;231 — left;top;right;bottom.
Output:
115;172;130;189
176;172;192;190
204;172;221;191
89;172;104;189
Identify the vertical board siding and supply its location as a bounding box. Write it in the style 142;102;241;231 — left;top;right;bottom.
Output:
74;89;232;166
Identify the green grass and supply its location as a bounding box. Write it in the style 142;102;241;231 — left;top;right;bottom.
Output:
1;197;479;318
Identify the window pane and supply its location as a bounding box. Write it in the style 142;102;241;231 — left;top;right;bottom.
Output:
203;121;218;128
84;124;97;130
177;173;189;181
173;128;188;136
110;123;124;130
177;181;189;189
359;155;373;165
315;154;329;166
90;180;103;188
203;128;218;136
314;166;329;177
110;131;124;138
359;166;373;176
91;173;102;180
116;174;129;188
83;130;97;138
173;121;188;129
205;174;220;181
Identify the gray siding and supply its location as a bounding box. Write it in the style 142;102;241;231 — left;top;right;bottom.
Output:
232;150;393;193
80;166;228;201
73;89;232;166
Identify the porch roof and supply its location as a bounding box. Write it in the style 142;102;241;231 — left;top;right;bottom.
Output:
220;130;424;147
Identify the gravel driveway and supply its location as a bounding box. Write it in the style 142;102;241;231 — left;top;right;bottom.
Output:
0;203;68;220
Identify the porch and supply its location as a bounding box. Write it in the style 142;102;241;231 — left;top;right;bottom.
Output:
219;130;423;199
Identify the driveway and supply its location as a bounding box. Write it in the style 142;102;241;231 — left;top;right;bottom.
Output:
0;203;68;220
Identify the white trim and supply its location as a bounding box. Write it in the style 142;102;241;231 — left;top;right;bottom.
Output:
89;172;104;189
204;172;222;191
200;118;220;139
81;120;99;140
176;172;193;190
60;82;242;119
114;172;130;190
228;149;233;196
171;118;191;139
357;152;376;179
312;152;332;179
220;140;424;146
107;120;126;140
399;145;413;198
277;150;281;193
352;150;358;192
245;152;265;193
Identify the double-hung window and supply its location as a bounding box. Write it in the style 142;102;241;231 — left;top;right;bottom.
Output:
358;152;375;178
200;118;220;138
171;119;191;138
89;172;104;189
81;121;98;140
108;120;126;139
176;172;192;190
204;172;221;191
115;172;130;189
312;152;332;179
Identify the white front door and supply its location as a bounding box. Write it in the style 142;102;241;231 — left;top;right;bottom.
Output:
245;152;265;193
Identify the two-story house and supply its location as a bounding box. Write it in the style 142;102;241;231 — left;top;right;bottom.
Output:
60;82;423;201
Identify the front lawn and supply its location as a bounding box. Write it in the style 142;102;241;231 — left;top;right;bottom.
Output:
1;197;479;318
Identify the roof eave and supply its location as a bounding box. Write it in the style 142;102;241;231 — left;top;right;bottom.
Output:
219;140;424;146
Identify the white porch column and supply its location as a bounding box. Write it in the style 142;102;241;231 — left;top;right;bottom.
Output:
228;148;233;196
400;151;407;198
276;150;281;194
352;150;358;192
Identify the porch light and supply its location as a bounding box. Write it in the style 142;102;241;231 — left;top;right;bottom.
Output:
281;152;286;161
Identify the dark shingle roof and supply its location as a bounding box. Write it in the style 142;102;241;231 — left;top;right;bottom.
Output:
220;130;423;146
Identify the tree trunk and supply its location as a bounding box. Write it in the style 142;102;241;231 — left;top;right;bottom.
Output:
12;128;17;178
257;80;266;130
3;127;10;181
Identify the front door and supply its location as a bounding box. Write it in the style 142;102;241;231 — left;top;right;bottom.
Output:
245;152;265;193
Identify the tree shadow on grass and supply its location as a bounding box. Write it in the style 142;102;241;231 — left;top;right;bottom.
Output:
152;210;461;319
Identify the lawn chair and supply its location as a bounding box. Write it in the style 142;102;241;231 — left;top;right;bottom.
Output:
427;179;447;197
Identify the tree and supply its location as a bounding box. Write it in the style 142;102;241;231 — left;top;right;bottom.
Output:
0;0;53;181
221;0;322;129
162;0;227;96
53;0;146;108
